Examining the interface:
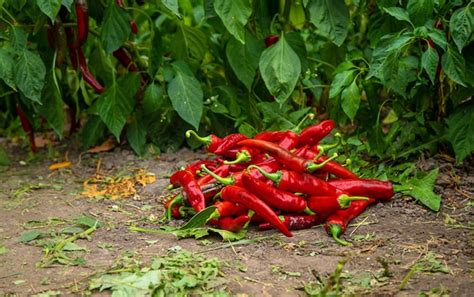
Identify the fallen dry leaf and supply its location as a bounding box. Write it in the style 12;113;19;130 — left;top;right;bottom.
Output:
87;138;117;153
48;161;72;171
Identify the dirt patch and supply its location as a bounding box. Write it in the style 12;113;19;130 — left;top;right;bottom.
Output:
0;145;473;296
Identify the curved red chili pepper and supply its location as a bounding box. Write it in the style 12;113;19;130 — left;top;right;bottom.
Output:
221;185;293;237
78;48;105;93
215;215;250;232
297;120;335;147
212;201;248;218
249;165;343;197
324;198;377;246
277;131;299;150
307;195;368;219
186;130;223;153
241;173;311;214
316;156;358;179
259;215;320;231
113;48;139;72
265;35;279;47
213;133;248;155
64;27;78;69
130;19;138;34
170;170;206;212
328;179;394;201
74;0;89;48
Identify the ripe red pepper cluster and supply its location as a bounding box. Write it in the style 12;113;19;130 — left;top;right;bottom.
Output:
163;119;394;245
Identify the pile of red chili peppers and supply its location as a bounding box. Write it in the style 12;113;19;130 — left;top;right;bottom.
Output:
163;119;393;245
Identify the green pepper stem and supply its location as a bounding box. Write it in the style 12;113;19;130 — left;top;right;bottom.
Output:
247;165;282;185
307;153;339;172
223;150;251;164
166;194;183;220
200;164;234;185
167;184;174;190
293;113;315;132
185;130;211;146
338;194;369;209
329;224;351;246
317;133;342;155
304;206;316;215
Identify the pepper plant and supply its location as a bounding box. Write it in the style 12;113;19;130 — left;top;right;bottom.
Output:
0;0;472;162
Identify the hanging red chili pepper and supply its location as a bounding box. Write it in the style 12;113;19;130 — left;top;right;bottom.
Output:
16;105;37;152
113;48;139;72
258;215;320;231
170;170;206;212
221;185;293;237
74;0;89;48
77;48;105;93
324;198;377;246
242;173;314;214
328;179;394;201
64;26;78;69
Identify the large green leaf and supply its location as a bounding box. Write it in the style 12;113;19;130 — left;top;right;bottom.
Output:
259;34;301;105
81;116;106;149
308;0;349;46
382;7;413;26
162;0;180;17
329;69;355;98
95;74;140;140
171;24;207;63
168;61;203;129
226;31;264;90
37;70;64;138
213;0;252;44
394;169;441;212
441;45;466;87
36;0;62;22
143;83;164;114
61;0;73;11
450;6;473;52
15;50;46;103
407;0;433;26
340;79;360;120
127;117;147;156
100;1;131;53
421;46;439;84
446;102;474;164
0;49;15;89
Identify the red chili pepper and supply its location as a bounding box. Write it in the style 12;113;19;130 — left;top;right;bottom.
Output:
212;201;248;218
64;27;78;69
316;155;358;179
77;48;105;93
16;105;37;152
259;215;320;231
249;165;342;197
324;198;377;246
242;173;313;214
297;120;334;147
307;194;369;218
186;130;223;153
130;19;138;34
113;48;139;72
265;34;279;47
238;139;337;173
197;164;230;186
170;170;206;212
184;160;218;177
254;130;298;150
215;215;250;232
223;148;261;164
221;185;293;237
328;179;394;201
277;131;299;150
213;133;248;155
74;0;89;48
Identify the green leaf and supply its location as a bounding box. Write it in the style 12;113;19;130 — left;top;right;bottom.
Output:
340;79;360;120
15;50;46;103
214;0;252;44
127;117;147;156
329;69;355;98
36;0;62;22
37;70;64;138
10;26;28;50
209;227;248;241
450;6;473;52
308;0;349;46
394;169;441;211
441;45;466;87
382;7;413;26
259;34;301;105
81;116;106;149
446;102;474;164
168;61;203;129
226;31;264;90
428;29;447;51
421;46;439;84
179;206;217;230
61;0;73;11
407;0;433;26
171;24;208;63
142;83;164;114
62;242;87;251
74;215;102;228
100;2;131;53
0;49;16;89
0;145;10;166
18;230;42;243
162;0;181;18
95;74;140;140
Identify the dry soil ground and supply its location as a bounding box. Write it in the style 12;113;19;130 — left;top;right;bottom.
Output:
0;144;472;296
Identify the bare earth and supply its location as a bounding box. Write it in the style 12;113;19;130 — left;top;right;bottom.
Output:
0;145;472;296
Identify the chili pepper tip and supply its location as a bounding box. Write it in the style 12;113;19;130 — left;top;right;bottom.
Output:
167;184;174;190
304;207;316;215
329;224;351;246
